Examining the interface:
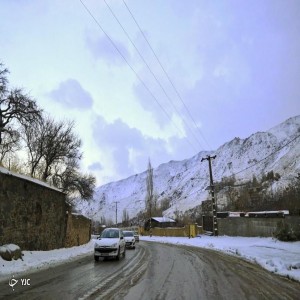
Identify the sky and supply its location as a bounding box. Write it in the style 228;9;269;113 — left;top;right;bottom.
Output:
1;0;300;185
1;236;300;284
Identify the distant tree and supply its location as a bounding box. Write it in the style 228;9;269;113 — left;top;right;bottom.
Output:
122;209;130;226
274;172;281;181
145;159;154;222
0;63;42;144
160;197;171;211
252;175;259;186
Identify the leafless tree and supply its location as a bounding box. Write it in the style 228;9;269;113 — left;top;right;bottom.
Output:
52;158;96;200
23;114;95;199
0;128;20;164
0;63;42;144
23;115;82;181
22;118;47;177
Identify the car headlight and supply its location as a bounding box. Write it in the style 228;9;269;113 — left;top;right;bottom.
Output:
111;243;117;248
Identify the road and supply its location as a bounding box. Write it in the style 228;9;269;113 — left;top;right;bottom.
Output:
116;242;300;300
0;241;299;299
0;244;146;300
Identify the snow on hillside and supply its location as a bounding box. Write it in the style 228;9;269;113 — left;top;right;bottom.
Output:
77;116;300;222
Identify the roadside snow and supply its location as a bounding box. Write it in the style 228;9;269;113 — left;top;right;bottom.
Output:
141;236;300;282
1;236;299;283
0;240;94;282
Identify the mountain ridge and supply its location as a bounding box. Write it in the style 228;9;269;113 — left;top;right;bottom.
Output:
77;115;300;222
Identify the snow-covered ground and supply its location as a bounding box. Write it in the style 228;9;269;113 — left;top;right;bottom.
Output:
141;236;300;282
0;240;95;282
0;236;299;283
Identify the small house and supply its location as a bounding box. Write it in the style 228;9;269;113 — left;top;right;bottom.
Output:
144;216;176;230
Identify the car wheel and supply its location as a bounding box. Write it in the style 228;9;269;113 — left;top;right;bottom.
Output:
94;255;99;261
116;247;121;261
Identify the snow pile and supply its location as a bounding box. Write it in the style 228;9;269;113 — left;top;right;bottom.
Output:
0;240;94;282
141;236;300;282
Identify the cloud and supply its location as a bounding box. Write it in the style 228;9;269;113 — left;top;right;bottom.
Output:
86;35;130;65
88;162;103;171
49;79;93;109
92;116;174;179
131;0;300;151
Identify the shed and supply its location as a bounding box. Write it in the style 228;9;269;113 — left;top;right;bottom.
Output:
144;216;176;230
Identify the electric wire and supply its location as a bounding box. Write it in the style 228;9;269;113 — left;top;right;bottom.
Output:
165;133;300;203
122;0;212;150
104;0;206;150
79;0;199;153
230;133;300;178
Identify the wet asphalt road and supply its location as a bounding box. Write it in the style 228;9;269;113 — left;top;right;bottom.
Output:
1;241;299;300
116;242;300;300
0;246;140;300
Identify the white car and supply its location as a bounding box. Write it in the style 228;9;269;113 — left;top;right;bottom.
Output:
123;231;136;249
94;228;126;261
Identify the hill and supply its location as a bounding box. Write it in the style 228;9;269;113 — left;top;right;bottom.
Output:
77;115;300;223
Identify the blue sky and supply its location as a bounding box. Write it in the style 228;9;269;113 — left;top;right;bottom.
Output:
1;0;299;185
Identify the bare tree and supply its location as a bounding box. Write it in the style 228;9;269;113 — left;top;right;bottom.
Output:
52;158;96;200
0;63;42;144
0;128;20;164
23;114;95;199
23;115;82;181
22;118;47;177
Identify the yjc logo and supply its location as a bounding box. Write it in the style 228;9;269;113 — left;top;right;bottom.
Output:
21;278;31;286
9;276;30;291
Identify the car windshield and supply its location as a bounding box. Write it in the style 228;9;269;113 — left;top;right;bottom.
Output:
124;231;134;237
100;229;119;238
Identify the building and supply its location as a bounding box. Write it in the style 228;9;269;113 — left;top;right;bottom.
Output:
144;216;176;230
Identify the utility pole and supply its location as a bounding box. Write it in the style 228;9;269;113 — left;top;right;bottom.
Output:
201;155;218;236
114;201;120;227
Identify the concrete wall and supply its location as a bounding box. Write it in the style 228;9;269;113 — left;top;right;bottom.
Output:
0;170;68;250
218;216;300;237
65;213;91;247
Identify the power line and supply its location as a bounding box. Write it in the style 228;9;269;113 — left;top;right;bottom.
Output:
122;0;211;150
104;0;206;150
157;134;300;203
79;0;199;153
230;133;300;177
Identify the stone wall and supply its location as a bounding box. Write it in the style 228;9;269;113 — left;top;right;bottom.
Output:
0;169;68;250
218;216;300;237
65;213;91;247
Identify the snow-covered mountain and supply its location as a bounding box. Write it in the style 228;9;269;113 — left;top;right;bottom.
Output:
77;116;300;222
